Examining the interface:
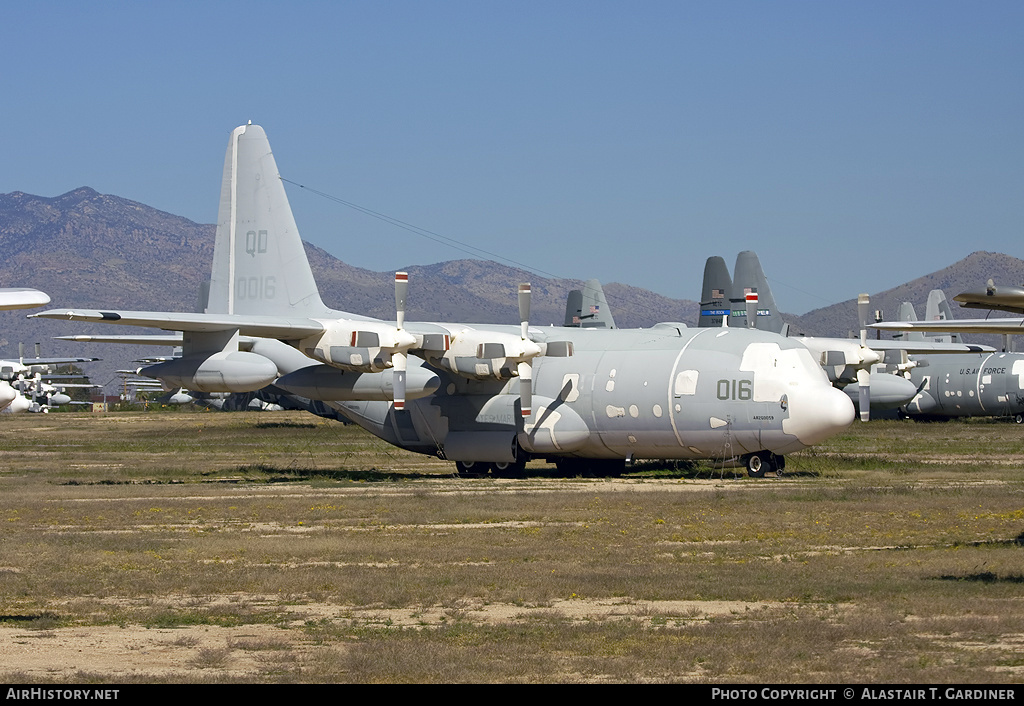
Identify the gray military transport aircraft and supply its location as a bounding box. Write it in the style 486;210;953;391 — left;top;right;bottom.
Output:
870;283;1024;422
34;123;857;477
873;279;1024;339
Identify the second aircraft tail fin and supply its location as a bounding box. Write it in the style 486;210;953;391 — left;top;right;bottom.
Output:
564;279;616;328
729;251;786;335
698;256;732;328
924;289;962;344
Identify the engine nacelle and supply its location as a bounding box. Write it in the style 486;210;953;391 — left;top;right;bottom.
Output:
0;381;16;410
842;372;919;411
275;364;439;402
140;351;278;393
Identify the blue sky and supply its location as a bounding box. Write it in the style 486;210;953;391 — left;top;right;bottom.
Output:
2;1;1021;314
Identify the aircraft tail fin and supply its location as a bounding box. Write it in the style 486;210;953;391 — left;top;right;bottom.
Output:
698;256;732;328
563;279;616;328
206;124;329;317
891;301;925;342
729;251;786;334
924;289;962;344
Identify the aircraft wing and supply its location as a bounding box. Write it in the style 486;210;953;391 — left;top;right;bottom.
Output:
13;357;101;365
796;336;993;358
860;339;994;354
0;288;50;310
871;319;1024;336
31;309;326;339
57;334;184;346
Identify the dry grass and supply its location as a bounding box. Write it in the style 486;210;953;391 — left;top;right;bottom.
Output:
1;411;1023;682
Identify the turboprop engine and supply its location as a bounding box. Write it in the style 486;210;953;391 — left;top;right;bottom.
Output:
47;392;72;406
140;351;278;393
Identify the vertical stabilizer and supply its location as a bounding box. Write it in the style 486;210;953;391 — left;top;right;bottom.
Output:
563;279;616;328
698;256;732;328
207;124;327;317
563;290;583;326
729;251;785;334
891;301;925;342
924;290;961;344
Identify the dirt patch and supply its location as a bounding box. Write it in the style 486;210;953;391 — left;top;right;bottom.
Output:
0;595;789;680
0;623;297;680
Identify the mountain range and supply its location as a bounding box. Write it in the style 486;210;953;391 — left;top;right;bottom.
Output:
0;187;1020;391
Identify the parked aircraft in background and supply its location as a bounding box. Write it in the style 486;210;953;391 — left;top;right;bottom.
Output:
954;280;1024;315
873;279;1024;342
695;251;988;421
0;343;100;413
897;352;1024;422
563;279;616;329
35;123;857;477
0;290;99;412
869;287;1024;422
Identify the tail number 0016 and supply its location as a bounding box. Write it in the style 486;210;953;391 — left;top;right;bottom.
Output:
235;276;276;300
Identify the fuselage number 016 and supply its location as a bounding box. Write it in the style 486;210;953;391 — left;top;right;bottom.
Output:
717;378;752;401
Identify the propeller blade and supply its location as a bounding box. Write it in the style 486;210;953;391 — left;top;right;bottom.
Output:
395;272;408;331
745;290;758;329
518;361;532;419
858;293;870;347
857;367;871;422
518;283;531;340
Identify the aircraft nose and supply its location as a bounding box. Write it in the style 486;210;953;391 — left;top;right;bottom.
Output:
801;385;856;445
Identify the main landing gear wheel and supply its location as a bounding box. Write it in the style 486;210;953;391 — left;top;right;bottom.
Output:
744;451;774;478
492;458;526;478
455;460;486;477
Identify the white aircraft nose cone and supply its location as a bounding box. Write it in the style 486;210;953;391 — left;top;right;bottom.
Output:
799;386;856;445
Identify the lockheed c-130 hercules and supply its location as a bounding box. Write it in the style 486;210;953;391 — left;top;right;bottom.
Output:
34;123;856;477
